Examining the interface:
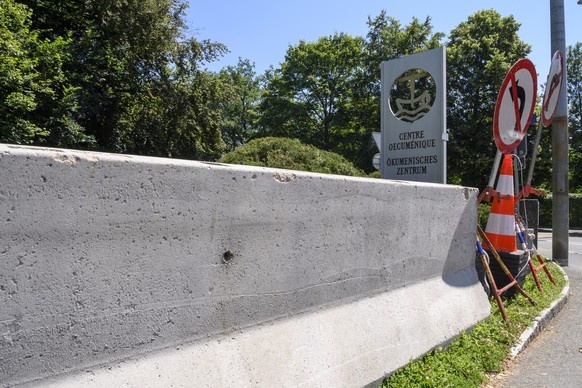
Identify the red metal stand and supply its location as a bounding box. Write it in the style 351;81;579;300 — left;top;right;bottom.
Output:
477;224;536;323
515;217;556;295
528;248;557;295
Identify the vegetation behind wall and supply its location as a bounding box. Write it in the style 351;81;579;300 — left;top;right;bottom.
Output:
538;194;582;228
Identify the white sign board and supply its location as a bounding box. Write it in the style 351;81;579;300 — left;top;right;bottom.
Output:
493;59;537;154
381;47;447;183
541;50;564;127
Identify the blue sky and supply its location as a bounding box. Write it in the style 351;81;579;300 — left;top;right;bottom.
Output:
186;1;581;89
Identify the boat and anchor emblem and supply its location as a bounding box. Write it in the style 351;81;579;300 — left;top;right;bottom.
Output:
389;69;435;122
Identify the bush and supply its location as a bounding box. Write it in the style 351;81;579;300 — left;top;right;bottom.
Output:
478;203;491;230
219;137;366;177
480;194;582;229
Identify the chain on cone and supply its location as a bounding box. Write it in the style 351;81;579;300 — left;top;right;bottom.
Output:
483;154;517;253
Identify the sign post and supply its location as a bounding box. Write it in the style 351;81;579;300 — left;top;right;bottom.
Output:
380;47;447;183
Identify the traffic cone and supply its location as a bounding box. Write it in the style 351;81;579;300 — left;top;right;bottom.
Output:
483;154;517;253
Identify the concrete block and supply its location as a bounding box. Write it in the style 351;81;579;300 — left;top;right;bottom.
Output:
0;144;490;387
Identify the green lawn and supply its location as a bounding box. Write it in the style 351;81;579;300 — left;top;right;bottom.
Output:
380;260;568;388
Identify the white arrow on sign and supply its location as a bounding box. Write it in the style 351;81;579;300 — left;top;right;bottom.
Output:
541;50;564;127
493;59;537;154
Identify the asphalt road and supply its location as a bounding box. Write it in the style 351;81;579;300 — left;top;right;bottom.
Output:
492;232;582;387
536;231;582;273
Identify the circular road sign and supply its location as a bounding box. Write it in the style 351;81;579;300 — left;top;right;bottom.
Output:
493;59;537;154
541;50;564;127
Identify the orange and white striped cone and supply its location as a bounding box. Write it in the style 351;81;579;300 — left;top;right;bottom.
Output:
483;154;517;253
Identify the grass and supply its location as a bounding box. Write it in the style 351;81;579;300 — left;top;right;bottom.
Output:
380;260;568;388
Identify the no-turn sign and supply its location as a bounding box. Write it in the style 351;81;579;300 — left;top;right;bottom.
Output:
493;59;537;154
541;50;564;127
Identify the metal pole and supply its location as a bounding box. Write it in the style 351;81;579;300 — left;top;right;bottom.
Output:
550;0;569;266
488;150;502;188
514;152;519;201
525;121;543;188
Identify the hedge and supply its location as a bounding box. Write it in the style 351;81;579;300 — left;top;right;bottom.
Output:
538;194;582;228
219;137;366;177
478;194;582;229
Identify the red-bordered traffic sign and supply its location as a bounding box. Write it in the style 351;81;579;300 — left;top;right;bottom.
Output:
541;50;564;127
493;59;537;154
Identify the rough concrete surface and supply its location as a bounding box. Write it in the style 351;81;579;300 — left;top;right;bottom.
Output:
19;269;483;388
0;144;490;387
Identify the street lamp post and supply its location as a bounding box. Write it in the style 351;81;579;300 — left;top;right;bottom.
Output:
550;0;569;266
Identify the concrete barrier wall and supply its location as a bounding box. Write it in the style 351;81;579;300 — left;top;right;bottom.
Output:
0;144;490;387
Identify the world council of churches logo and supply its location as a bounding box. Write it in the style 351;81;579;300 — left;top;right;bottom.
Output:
389;68;436;122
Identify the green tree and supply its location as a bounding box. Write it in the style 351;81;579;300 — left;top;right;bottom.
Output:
19;0;191;150
258;15;444;172
18;0;229;158
446;9;531;189
0;0;91;146
568;42;582;192
218;58;261;152
121;38;229;160
257;33;366;161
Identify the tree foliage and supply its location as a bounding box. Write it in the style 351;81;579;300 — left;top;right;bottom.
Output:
258;33;365;155
0;0;89;146
568;42;582;192
258;16;444;172
6;0;228;159
446;9;531;189
119;38;228;160
218;58;261;152
4;3;569;188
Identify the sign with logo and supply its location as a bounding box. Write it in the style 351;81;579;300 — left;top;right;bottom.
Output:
381;47;447;183
493;59;537;154
541;50;564;127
